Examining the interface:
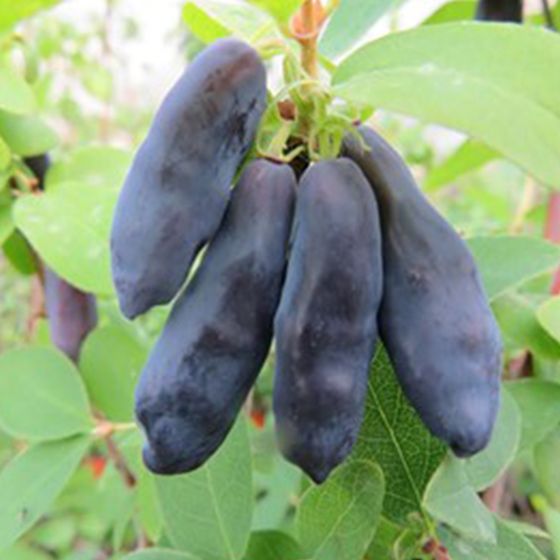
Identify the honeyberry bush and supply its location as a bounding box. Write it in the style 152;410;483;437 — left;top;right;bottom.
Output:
0;0;560;559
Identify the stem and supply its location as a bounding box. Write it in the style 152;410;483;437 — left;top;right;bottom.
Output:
105;434;137;488
300;0;319;81
541;0;557;30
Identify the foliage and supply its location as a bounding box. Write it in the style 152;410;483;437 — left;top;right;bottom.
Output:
0;0;558;559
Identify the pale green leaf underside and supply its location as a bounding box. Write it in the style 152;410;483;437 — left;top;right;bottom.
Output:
334;23;560;187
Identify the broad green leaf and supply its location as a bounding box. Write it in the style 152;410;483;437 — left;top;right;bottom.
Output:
508;379;560;453
0;347;93;441
467;236;560;301
0;67;35;114
537;296;560;344
156;419;253;560
423;0;476;25
440;518;547;560
183;0;276;44
2;230;37;275
244;531;302;560
503;520;551;541
424;455;496;542
14;181;115;295
80;326;147;422
333;24;560;187
297;460;384;560
0;436;90;551
463;388;520;491
424;139;498;191
0;0;61;32
46;147;131;192
252;452;301;531
494;293;560;360
3;543;51;560
351;346;446;524
247;0;301;26
0;111;57;156
320;0;397;59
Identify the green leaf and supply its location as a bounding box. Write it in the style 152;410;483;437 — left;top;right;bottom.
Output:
2;230;37;275
183;0;276;44
244;531;302;560
0;0;61;32
120;550;201;560
156;418;253;560
424;455;496;542
535;499;560;559
365;517;403;560
333;24;560;187
14;181;115;295
351;346;446;524
440;518;547;560
46;146;131;192
493;293;560;360
467;236;560;301
246;0;301;26
0;192;14;246
537;296;560;344
0;111;57;156
507;379;560;453
0;347;93;441
0;67;35;115
463;388;521;491
320;0;399;59
2;543;51;560
296;460;384;560
534;428;560;508
423;0;476;25
80;326;147;422
0;436;90;551
252;452;301;531
424;139;498;191
137;467;163;543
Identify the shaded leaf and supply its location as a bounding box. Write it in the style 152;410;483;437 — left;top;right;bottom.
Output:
537;296;560;344
297;460;384;560
80;326;147;422
464;388;521;491
351;346;446;524
439;518;546;559
244;531;302;560
0;436;90;551
424;139;498;191
467;236;560;301
334;24;560;187
0;347;92;441
508;379;560;453
424;455;496;542
156;418;253;560
494;293;560;360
